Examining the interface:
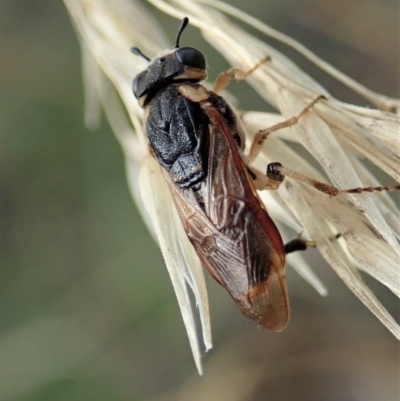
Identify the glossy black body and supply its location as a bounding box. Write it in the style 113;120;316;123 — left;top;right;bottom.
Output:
144;84;241;188
145;84;208;188
132;18;290;331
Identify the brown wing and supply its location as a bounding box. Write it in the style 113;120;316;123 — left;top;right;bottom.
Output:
161;106;289;331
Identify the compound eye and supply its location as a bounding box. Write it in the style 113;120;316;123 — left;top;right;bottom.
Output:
132;72;147;98
175;47;206;69
132;76;140;98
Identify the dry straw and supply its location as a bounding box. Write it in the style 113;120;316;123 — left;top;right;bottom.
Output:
64;0;400;373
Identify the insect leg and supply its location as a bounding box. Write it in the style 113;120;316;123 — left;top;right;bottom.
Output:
245;96;399;196
247;166;282;191
266;162;400;196
284;233;341;254
284;238;314;254
247;95;325;164
213;56;270;94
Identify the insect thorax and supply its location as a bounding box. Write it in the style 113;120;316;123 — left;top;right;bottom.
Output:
145;83;243;189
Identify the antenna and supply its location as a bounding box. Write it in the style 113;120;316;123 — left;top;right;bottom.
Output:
131;47;151;62
174;17;189;48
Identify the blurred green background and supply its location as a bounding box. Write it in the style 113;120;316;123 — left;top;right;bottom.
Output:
1;0;399;400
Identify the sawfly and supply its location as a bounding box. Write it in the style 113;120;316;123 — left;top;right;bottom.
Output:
132;17;400;331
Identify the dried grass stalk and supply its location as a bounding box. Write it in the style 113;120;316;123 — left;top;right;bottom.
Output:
63;0;400;372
